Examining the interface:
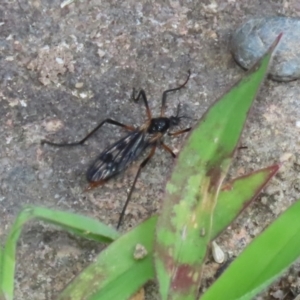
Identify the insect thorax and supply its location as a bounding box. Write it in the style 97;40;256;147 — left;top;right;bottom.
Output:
147;117;172;134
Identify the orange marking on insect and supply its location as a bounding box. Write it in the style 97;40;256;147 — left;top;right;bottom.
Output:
85;180;106;191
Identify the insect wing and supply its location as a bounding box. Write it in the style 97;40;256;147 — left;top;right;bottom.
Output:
86;131;147;182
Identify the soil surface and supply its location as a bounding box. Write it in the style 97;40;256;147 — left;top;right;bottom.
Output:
1;1;300;299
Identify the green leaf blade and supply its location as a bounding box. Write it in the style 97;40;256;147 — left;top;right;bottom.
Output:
30;206;120;243
202;200;300;300
57;217;157;300
0;206;119;300
1;207;34;300
212;164;280;238
155;35;282;300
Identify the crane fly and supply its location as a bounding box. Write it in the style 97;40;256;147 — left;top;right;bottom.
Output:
41;70;191;229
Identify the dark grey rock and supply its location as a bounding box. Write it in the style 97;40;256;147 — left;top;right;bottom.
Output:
231;17;300;81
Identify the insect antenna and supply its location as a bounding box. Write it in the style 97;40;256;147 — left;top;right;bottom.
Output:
160;70;191;117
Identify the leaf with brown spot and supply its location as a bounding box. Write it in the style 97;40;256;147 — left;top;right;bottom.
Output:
154;34;282;300
0;164;279;300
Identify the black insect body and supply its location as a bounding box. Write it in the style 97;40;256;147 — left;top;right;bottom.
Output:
41;71;191;229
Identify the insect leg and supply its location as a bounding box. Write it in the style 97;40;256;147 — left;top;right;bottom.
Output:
41;118;135;147
168;127;191;136
117;145;156;229
160;70;191;117
161;142;176;158
131;89;152;120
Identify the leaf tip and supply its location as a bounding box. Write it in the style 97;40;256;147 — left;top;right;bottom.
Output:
268;32;283;53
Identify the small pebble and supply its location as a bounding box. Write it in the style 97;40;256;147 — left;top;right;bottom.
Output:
231;17;300;81
212;241;226;264
75;82;84;89
261;196;268;205
55;57;64;64
44;119;64;132
5;56;14;61
60;0;74;8
98;49;106;58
